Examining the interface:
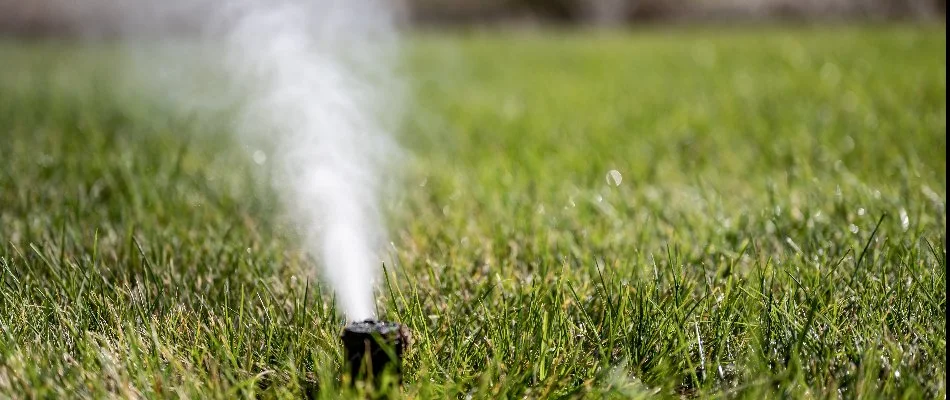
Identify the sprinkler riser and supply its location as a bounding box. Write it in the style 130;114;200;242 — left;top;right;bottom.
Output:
341;319;409;386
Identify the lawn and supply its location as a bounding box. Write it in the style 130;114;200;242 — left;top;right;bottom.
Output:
0;25;946;398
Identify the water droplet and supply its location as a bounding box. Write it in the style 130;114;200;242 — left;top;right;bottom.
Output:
842;135;855;152
734;72;754;97
849;224;859;234
567;197;576;208
246;247;252;254
502;97;523;120
606;170;623;186
857;208;866;216
596;195;603;203
252;150;267;165
899;208;910;231
842;91;860;112
782;39;807;67
820;62;841;86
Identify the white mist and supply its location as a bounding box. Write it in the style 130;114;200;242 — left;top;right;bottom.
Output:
117;0;403;321
228;0;400;322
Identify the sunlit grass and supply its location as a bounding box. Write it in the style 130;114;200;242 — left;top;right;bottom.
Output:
0;25;945;398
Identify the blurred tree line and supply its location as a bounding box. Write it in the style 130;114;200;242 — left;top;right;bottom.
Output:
0;0;945;36
413;0;945;25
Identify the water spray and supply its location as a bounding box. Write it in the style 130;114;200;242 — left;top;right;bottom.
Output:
109;0;412;386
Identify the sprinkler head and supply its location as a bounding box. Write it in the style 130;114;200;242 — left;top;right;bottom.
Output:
341;319;409;387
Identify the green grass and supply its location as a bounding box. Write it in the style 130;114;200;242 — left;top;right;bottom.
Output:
0;25;946;398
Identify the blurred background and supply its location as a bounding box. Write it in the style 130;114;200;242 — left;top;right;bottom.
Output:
1;0;946;37
0;0;945;397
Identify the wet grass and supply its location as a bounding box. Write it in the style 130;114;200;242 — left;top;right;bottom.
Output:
0;25;946;398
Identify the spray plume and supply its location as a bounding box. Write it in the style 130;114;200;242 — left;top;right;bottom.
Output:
116;0;404;321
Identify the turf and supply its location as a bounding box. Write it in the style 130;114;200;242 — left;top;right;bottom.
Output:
0;25;946;398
